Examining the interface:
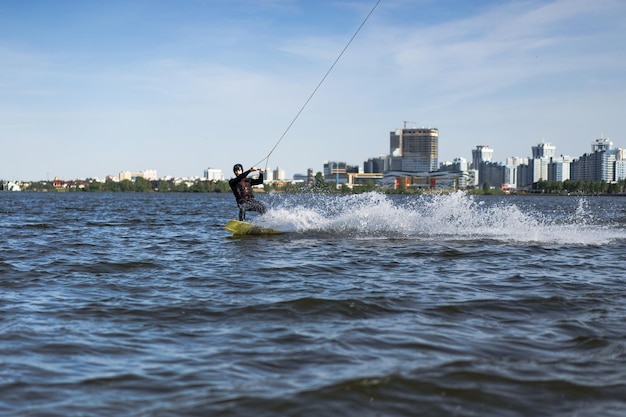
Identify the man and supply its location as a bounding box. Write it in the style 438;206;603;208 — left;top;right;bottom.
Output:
229;163;267;221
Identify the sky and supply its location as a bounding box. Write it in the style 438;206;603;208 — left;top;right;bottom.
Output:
1;0;625;181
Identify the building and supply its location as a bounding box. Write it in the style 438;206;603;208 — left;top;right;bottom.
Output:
571;137;616;182
503;157;530;190
524;142;557;184
529;157;550;183
346;172;385;188
293;168;315;185
548;156;572;182
480;161;505;188
615;160;626;181
510;143;579;188
532;142;556;159
324;161;359;186
471;145;494;186
272;167;286;181
2;181;21;191
440;157;469;173
119;169;157;181
506;156;529;167
364;156;387;174
616;149;626;181
204;168;224;181
472;145;493;169
439;157;473;189
503;164;518;189
388;127;438;173
593;137;613;152
517;162;531;189
503;157;529;190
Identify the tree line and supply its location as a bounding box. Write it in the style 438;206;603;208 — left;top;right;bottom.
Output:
22;178;232;192
533;178;626;194
11;176;626;195
17;173;382;194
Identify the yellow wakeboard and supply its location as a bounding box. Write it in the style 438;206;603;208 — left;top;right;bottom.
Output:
225;220;285;236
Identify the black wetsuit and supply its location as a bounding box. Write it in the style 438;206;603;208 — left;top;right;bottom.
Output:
229;169;267;221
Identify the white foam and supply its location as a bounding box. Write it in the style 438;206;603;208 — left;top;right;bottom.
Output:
254;192;626;245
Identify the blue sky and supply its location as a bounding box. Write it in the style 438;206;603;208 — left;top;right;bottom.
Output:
1;0;625;181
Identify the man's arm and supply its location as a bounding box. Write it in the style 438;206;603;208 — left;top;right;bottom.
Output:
229;169;253;186
250;170;264;186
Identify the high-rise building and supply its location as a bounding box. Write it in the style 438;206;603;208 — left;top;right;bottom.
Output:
505;157;529;189
472;145;493;169
530;158;550;183
592;137;613;152
472;145;494;186
548;156;572;182
272;167;286;181
570;137;617;182
503;164;518;189
481;162;505;188
506;156;529;167
529;142;556;183
615;149;626;181
389;127;438;173
517;163;531;189
364;156;387;174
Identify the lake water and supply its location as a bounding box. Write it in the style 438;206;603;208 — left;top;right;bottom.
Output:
1;191;625;416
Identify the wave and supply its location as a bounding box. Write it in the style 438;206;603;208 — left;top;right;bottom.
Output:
253;192;626;245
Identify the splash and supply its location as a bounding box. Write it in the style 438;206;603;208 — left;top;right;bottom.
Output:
254;192;626;245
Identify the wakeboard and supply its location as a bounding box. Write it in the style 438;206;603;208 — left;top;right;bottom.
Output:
225;220;285;236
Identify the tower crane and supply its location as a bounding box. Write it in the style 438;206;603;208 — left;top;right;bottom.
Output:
403;121;417;128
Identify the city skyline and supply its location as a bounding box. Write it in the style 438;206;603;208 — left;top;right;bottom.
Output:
2;0;625;181
2;131;621;183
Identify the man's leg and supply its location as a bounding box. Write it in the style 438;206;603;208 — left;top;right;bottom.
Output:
242;200;266;216
249;200;266;215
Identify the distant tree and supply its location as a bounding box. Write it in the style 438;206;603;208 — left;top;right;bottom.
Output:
310;172;331;193
116;179;134;192
340;184;352;194
537;180;563;194
101;179;119;192
86;179;102;192
282;182;302;193
157;179;172;192
172;182;188;192
133;177;153;192
567;179;584;194
213;180;230;193
551;181;563;193
354;180;377;194
29;181;55;192
189;180;212;192
314;172;326;187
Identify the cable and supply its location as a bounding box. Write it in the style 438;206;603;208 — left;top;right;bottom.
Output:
254;0;382;171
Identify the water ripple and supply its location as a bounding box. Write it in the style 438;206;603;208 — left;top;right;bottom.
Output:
1;193;626;416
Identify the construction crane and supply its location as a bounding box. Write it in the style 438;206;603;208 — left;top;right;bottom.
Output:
403;121;417;128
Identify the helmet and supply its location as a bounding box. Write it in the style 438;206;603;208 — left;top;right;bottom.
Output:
233;163;243;173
